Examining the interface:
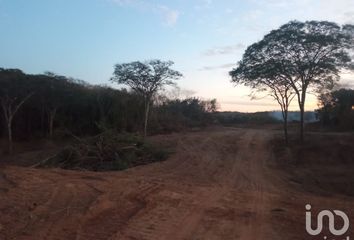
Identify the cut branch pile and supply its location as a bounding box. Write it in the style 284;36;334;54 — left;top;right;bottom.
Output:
34;132;169;171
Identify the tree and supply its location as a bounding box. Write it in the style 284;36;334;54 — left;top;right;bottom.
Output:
111;60;182;138
231;20;353;141
230;61;295;143
343;24;354;72
270;83;296;144
317;88;354;129
0;69;33;154
37;72;72;138
204;98;219;113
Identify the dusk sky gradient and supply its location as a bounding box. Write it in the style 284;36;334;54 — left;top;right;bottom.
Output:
1;0;354;111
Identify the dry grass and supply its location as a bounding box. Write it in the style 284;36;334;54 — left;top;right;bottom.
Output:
272;133;354;196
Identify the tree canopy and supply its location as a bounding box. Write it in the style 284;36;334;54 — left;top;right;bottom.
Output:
230;20;354;141
0;67;216;153
111;60;183;137
317;88;354;129
111;60;182;98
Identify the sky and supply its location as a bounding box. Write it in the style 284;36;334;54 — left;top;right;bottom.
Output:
0;0;354;112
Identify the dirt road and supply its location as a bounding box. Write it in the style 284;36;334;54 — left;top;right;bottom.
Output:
1;128;353;239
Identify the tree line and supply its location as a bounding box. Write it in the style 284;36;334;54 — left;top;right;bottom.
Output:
317;88;354;130
0;64;217;154
3;20;353;152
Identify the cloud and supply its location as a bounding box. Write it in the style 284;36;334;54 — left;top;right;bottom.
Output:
339;72;354;88
199;63;235;71
109;0;179;26
307;0;354;24
202;44;245;56
157;6;179;26
343;11;354;24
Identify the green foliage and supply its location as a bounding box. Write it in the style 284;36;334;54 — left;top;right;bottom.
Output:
111;60;182;97
150;97;218;133
111;60;183;137
230;20;354;141
0;68;215;143
317;88;354;130
141;142;171;162
0;69;144;139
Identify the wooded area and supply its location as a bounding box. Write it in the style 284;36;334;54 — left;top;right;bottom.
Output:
0;68;217;154
317;88;354;130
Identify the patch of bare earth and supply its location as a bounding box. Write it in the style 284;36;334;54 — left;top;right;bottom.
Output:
0;128;354;239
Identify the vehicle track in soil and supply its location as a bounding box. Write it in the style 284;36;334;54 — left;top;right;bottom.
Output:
1;128;354;240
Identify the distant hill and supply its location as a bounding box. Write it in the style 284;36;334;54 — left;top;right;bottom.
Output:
214;111;280;125
214;111;318;125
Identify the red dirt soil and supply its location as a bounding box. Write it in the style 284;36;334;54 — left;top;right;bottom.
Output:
0;128;354;240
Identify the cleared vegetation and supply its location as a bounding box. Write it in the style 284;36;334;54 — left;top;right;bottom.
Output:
1;128;354;240
0;19;354;240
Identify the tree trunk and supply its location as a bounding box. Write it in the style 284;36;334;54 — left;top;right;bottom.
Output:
283;110;288;145
49;115;54;138
48;108;57;138
41;105;46;136
7;120;13;155
299;103;304;142
143;100;150;139
299;89;306;143
1;93;33;155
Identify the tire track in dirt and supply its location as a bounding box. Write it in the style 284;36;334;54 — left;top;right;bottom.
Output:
2;127;342;240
